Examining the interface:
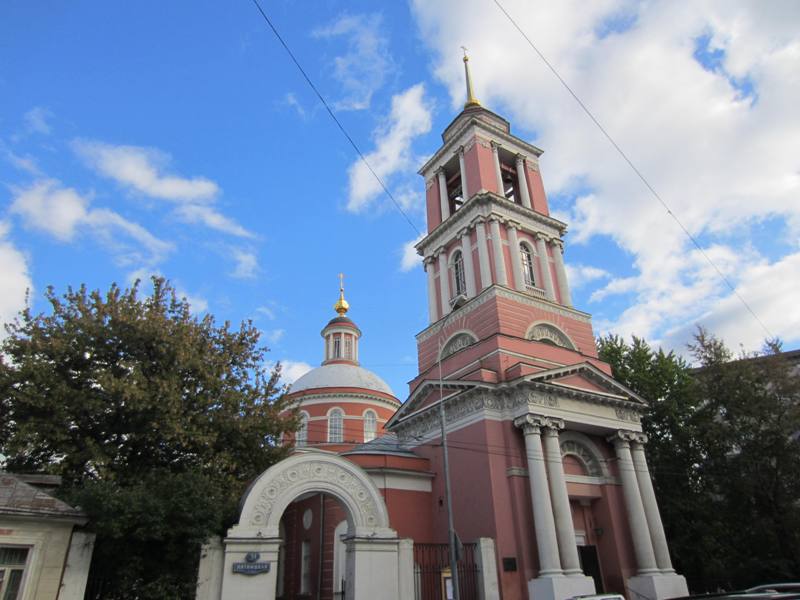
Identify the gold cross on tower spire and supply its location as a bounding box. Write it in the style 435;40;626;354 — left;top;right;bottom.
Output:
461;46;481;109
334;272;349;316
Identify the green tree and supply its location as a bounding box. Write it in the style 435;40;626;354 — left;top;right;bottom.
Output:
598;331;800;591
0;278;297;599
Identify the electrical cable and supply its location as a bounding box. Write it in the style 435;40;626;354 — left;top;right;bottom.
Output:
249;0;422;237
492;0;774;340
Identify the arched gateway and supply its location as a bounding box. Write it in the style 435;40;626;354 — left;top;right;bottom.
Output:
218;451;404;600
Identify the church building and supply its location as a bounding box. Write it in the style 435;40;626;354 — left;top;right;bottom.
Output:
196;56;689;600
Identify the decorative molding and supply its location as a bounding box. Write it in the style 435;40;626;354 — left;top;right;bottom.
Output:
560;440;603;477
439;331;478;360
236;453;392;538
526;322;577;350
393;378;643;443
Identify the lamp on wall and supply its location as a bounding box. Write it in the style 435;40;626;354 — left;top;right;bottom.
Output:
594;527;604;538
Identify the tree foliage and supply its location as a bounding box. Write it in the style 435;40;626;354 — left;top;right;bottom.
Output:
0;278;297;598
598;330;800;591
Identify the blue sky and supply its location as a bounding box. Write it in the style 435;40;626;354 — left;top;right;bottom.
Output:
2;1;799;397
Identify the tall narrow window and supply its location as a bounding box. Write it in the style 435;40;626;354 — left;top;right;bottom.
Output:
451;251;466;297
328;408;344;443
344;336;352;360
300;540;311;594
0;547;28;600
521;243;536;287
333;335;341;359
363;410;377;443
296;412;308;447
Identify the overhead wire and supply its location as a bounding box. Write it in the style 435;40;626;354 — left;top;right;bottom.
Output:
491;0;774;340
249;0;422;237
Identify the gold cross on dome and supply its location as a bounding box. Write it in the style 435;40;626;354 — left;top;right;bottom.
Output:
338;272;345;292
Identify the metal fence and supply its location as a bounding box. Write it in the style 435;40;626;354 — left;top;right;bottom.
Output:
413;542;479;600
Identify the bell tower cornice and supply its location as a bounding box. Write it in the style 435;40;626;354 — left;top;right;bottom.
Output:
415;190;566;259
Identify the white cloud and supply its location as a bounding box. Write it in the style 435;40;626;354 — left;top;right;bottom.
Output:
9;179;172;266
280;360;313;385
10;179;88;241
256;305;277;320
264;329;285;345
24;107;53;135
565;263;610;290
73;139;254;238
284;92;307;119
177;289;208;314
176;205;254;238
2;148;41;175
412;0;800;350
0;222;32;334
231;249;259;279
313;13;393;111
73;140;218;201
347;84;433;212
400;235;424;272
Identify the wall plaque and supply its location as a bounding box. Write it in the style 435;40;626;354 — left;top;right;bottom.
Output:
232;552;271;575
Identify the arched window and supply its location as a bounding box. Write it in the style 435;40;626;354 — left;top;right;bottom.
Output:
363;410;377;443
521;243;536;287
296;411;309;447
328;408;344;443
451;250;466;297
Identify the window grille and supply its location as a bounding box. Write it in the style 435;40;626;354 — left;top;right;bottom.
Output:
333;335;341;359
328;409;344;443
297;412;308;447
521;244;536;287
363;410;377;442
0;546;28;600
452;251;467;297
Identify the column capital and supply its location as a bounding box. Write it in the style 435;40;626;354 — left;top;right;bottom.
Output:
487;214;505;224
607;429;640;448
423;255;435;266
630;432;649;446
551;237;565;250
491;140;502;149
542;418;565;435
515;153;527;164
436;166;446;176
514;413;563;435
457;227;470;239
433;246;447;258
534;231;551;242
505;220;521;231
458;145;466;155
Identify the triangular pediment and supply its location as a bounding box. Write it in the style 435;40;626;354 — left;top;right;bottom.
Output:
525;362;646;405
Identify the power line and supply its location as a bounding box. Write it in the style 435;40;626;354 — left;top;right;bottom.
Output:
249;0;422;237
492;0;774;340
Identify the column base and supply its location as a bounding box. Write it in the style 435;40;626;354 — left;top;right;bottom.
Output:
528;574;596;600
627;572;689;600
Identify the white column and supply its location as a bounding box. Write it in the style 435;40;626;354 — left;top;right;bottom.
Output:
460;229;477;298
475;220;492;290
491;142;504;196
459;147;469;201
631;436;675;573
516;154;532;209
535;234;556;302
425;258;438;323
551;239;572;307
437;251;451;316
609;432;659;574
542;423;583;576
437;169;450;222
507;224;525;292
489;218;508;287
514;415;563;576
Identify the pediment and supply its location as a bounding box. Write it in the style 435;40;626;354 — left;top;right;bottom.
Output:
526;362;646;405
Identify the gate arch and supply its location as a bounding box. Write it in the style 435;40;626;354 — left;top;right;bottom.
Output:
221;451;401;600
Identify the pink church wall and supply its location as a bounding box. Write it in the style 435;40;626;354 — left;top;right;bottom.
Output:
426;179;442;232
527;167;550;216
463;137;497;197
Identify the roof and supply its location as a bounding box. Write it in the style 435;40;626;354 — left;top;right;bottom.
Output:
0;472;87;522
342;432;418;457
289;363;395;397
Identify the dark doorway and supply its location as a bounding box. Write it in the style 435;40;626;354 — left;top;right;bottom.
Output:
578;545;604;593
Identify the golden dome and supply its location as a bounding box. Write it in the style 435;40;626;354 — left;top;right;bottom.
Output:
334;273;349;316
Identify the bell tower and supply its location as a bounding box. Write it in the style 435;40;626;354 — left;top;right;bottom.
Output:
412;52;596;390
